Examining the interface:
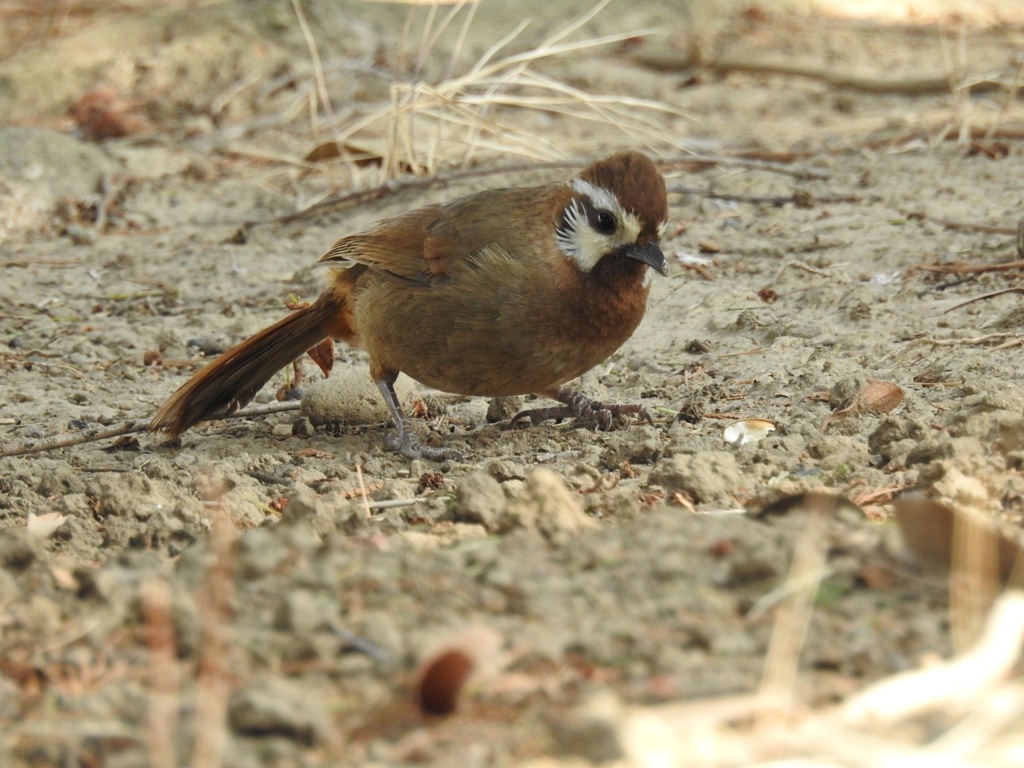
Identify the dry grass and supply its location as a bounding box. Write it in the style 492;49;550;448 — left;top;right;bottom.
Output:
304;0;689;178
935;25;1024;148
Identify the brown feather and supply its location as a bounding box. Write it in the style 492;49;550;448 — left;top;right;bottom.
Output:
149;292;347;436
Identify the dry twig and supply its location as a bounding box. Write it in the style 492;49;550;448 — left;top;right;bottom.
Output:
273;151;830;227
635;49;1008;96
0;401;302;458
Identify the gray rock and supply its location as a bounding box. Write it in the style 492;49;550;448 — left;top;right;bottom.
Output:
300;367;416;426
502;469;599;540
453;472;506;530
228;677;327;745
0;527;38;572
486;396;524;423
649;451;741;504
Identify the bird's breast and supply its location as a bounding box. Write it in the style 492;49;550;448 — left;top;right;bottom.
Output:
350;246;651;397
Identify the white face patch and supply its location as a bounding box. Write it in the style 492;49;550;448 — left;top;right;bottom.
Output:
555;177;643;272
642;264;656;289
554;196;589;260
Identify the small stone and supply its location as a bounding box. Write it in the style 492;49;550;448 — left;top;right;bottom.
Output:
291;416;315;437
551;690;625;763
187;336;229;356
453;472;506;530
273;590;323;634
0;528;38;572
281;483;320;522
828;377;866;411
486;459;526;482
486;396;524;423
601;426;663;467
502;469;599;540
301;368;416;426
649;452;741;504
228;677;327;745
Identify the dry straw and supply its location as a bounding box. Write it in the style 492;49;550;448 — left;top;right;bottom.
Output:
315;0;689;177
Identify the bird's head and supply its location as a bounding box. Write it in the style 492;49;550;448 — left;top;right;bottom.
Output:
554;151;669;279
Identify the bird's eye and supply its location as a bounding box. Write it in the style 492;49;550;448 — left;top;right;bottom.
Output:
593;209;617;235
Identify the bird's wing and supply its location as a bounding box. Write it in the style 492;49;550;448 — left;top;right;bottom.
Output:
316;185;565;283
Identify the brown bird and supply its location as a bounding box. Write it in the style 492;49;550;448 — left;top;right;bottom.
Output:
150;151;669;460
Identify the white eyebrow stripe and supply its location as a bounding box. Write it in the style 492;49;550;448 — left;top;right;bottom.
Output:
571;177;620;214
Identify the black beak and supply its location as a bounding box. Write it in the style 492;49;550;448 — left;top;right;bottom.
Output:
626;241;668;276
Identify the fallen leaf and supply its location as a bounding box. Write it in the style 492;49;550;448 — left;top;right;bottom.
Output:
304;141;382;165
306;338;335;377
417;649;474;716
69;87;152;140
825;380;903;429
853;380;904;414
414;625;503;716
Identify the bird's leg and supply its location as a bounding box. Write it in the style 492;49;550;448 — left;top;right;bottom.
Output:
510;385;654;431
374;377;461;461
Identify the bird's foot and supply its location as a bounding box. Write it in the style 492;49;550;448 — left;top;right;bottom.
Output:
510;387;653;431
385;430;462;462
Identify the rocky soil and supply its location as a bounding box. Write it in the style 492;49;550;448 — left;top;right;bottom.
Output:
1;1;1024;766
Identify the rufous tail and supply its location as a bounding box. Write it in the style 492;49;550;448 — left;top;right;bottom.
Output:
149;293;343;437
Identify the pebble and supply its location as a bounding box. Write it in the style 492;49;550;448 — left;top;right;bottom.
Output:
0;528;38;573
291;416;315;437
502;468;600;540
649;451;741;504
300;367;416;425
228;677;327;745
454;472;506;530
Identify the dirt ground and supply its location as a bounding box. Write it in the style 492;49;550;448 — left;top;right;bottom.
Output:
2;1;1024;766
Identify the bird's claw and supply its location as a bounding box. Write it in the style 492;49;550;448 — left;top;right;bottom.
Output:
510;389;653;431
385;431;462;462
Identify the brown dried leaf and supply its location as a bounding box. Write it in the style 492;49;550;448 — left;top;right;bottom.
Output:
304;141;343;163
306;339;335;378
69;87;152;140
824;380;903;429
417;471;445;493
853;380;904;414
304;141;385;165
417;649;474;716
414;625;503;716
